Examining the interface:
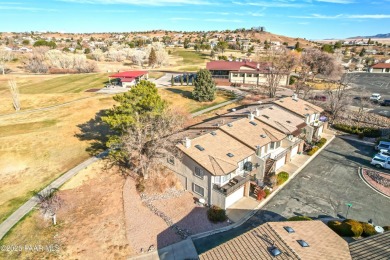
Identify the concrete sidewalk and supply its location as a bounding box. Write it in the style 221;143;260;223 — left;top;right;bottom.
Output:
130;238;198;260
0;151;108;241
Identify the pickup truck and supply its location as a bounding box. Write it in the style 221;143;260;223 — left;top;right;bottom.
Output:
370;93;382;102
371;154;390;169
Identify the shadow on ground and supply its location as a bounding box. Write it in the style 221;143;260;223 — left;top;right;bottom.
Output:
164;88;193;99
74;109;113;155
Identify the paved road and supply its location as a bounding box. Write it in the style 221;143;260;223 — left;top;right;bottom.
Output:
194;137;390;254
0;151;108;241
348;73;390;117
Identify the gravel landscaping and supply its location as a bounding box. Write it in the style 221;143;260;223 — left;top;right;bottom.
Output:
361;168;390;197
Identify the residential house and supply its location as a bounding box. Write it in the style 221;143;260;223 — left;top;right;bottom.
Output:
206;60;289;86
108;71;149;88
349;230;390;259
167;129;255;209
199;220;352;260
369;63;390;73
273;95;325;142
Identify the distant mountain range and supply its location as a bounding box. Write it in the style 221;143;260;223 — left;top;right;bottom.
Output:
348;33;390;39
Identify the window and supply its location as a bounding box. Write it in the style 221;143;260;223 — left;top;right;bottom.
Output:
246;73;253;77
270;142;275;150
240;73;245;77
275;141;281;149
195;145;205;151
193;183;204;196
221;173;231;183
232;73;238;77
167;155;175;165
297;240;309;247
194;166;204;179
283;226;295;233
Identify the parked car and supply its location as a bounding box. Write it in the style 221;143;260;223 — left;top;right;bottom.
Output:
370;93;382;102
379;149;390;157
375;141;390;151
371;154;390;169
381;99;390;106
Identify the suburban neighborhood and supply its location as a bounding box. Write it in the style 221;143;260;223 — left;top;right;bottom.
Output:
1;0;390;259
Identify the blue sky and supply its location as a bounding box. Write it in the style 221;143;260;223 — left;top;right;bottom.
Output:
1;0;389;39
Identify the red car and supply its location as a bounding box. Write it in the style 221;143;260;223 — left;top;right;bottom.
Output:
313;95;327;102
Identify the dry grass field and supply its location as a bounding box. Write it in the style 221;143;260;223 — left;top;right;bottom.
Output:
158;86;235;113
0;161;131;259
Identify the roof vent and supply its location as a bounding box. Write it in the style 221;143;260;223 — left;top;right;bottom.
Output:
227;153;234;157
227;123;233;127
297;240;309;247
269;107;273;110
269;247;282;257
250;121;257;126
305;108;309;110
195;145;205;151
286;120;291;124
283;226;295;233
210;131;217;136
260;134;267;138
262;115;269;119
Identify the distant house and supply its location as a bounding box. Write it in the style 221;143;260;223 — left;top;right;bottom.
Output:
206;60;289;86
199;220;352;260
369;63;390;73
109;71;149;88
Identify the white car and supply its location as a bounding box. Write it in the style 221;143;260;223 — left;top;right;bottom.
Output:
375;141;390;151
370;93;382;102
371;154;390;169
379;149;390;157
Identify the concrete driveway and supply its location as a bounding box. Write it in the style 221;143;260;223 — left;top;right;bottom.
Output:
194;137;390;254
150;73;180;87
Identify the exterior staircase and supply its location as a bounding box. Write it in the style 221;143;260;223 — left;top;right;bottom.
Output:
264;158;276;176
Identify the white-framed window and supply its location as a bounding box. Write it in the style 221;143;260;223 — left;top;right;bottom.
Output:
194;166;204;179
240;73;245;77
239;157;251;172
167;155;175;165
233;73;238;77
270;142;275;150
275;141;281;149
193;183;204;196
221;173;231;184
246;73;253;77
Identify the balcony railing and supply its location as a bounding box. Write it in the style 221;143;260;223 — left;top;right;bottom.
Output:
211;75;229;79
213;175;250;196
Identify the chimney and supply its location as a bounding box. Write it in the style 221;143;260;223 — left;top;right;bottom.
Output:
292;94;298;101
248;113;255;121
255;108;260;117
256;145;261;156
257;63;260;69
184;137;191;148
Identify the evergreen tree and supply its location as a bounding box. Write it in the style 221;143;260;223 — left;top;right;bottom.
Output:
148;48;157;68
171;75;174;86
192;69;216;102
180;75;183;86
186;74;189;86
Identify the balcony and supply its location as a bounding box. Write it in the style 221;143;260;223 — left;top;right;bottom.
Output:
213;175;250;196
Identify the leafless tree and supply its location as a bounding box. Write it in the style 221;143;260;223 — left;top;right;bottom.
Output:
0;48;13;75
354;93;373;129
258;48;298;98
121;109;185;179
25;47;49;73
324;74;353;123
8;79;21;111
36;188;63;225
295;48;342;98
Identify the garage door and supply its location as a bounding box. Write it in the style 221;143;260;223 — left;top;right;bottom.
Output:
317;126;323;137
225;186;244;209
275;156;286;171
291;145;298;158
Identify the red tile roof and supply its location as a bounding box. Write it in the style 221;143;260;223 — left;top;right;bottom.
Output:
109;71;148;78
371;63;390;69
206;60;259;71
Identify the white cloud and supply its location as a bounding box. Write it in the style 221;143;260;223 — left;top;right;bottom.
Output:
316;0;354;3
291;13;390;19
204;18;242;23
232;1;306;8
59;0;213;5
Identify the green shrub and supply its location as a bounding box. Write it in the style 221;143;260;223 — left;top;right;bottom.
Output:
264;188;271;198
288;216;312;221
316;138;327;148
360;222;377;237
307;146;319;156
383;226;390;232
339;219;363;237
207;205;227;223
333;124;381;138
328;220;342;234
277;172;289;185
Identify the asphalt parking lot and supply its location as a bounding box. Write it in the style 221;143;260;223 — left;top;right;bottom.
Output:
348;73;390;117
194;137;390;254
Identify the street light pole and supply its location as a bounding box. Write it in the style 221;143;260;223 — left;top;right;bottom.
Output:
346;203;353;219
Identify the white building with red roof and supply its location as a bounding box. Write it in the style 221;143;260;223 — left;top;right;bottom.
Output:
206;60;289;86
109;71;149;88
369;63;390;73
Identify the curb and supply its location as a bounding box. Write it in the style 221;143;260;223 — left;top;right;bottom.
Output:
191;134;336;241
358;167;390;199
